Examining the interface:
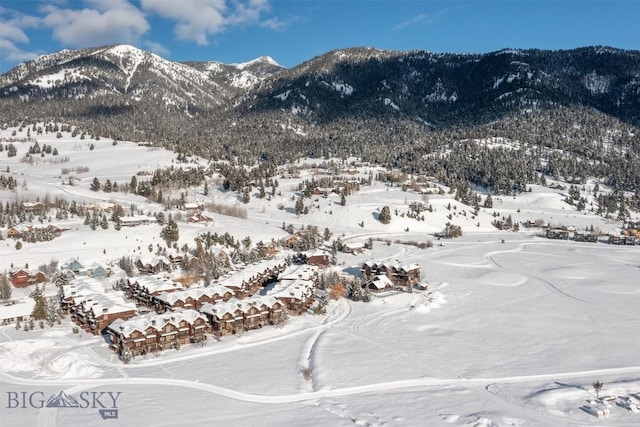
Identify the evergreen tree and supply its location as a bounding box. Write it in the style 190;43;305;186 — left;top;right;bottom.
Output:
484;194;493;208
129;175;138;194
46;297;60;326
379;206;391;224
295;197;304;215
161;215;179;246
0;272;12;301
90;177;101;192
323;227;332;241
30;286;47;320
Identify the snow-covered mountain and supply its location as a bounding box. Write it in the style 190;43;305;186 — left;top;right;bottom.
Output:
0;44;638;172
185;55;285;92
0;45;286;117
245;46;640;127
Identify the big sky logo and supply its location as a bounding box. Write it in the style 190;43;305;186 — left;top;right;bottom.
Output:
6;390;121;420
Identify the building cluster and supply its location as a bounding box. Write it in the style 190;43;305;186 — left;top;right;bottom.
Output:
62;258;109;281
542;227;638;245
361;260;422;293
6;224;66;240
103;260;319;358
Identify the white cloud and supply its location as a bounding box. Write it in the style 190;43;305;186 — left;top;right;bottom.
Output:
260;18;288;31
144;40;170;57
140;0;270;45
393;9;448;32
41;0;149;47
0;9;42;64
393;14;428;32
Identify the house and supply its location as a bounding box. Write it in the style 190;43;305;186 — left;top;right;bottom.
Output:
86;202;115;212
211;247;232;266
545;229;569;240
63;258;84;274
8;269;45;288
307;250;330;268
23;201;45;214
184;202;204;214
7;227;22;239
367;275;395;293
269;279;315;315
9;269;30;287
119;215;153;227
187;212;213;223
342;242;365;254
280;232;304;249
414;282;429;291
361;260;421;289
31;271;46;285
608;234;622;245
574;231;599;243
84;262;108;279
0;298;35;326
135;256;171;274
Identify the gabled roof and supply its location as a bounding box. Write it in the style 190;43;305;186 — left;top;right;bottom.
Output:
134;276;183;293
61;277;105;299
269;279;315;300
215;258;288;289
107;309;206;337
0;298;36;320
369;275;394;289
86;294;136;317
278;264;318;281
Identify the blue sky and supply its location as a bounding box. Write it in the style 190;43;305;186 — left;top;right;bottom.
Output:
1;0;638;72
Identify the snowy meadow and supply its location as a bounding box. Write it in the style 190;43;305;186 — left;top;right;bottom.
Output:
1;126;639;426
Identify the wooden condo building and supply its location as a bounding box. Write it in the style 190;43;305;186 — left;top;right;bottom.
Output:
199;296;286;337
106;309;208;357
361;260;421;289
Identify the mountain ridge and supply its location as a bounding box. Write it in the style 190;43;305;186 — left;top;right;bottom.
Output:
0;44;638;183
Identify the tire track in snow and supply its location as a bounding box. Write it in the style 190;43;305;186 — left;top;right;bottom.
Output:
7;363;640;407
484;247;591;305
